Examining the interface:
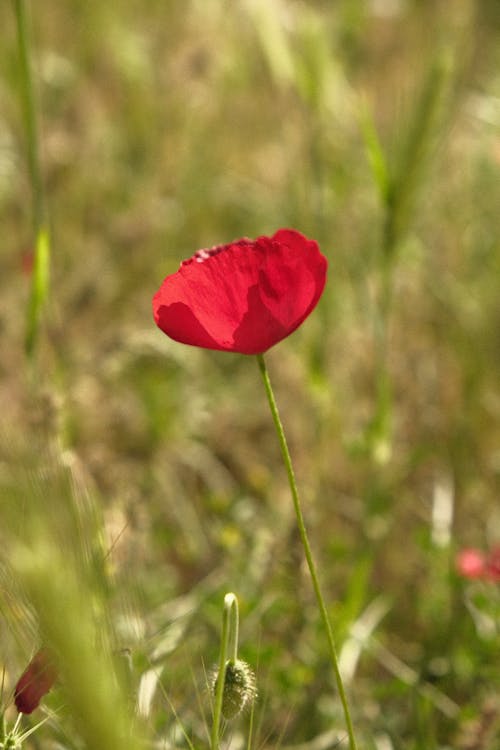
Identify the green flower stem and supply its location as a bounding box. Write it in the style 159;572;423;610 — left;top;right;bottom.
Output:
13;0;51;357
256;353;358;750
211;592;239;750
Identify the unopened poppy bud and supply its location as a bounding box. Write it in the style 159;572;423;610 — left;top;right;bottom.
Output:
212;659;257;720
14;648;57;714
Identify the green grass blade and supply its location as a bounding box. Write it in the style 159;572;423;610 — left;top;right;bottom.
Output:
25;225;50;356
13;0;51;357
359;97;390;205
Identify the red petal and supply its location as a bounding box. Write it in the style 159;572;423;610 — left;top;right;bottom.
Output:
153;229;327;354
14;648;57;714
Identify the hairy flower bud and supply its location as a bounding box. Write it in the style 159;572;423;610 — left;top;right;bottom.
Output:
211;659;257;720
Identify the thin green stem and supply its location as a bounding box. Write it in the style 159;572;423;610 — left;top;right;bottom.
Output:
256;354;358;750
13;0;44;227
246;694;256;750
211;592;239;750
13;0;51;357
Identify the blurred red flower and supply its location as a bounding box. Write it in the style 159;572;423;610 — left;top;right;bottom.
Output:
14;648;57;714
485;547;500;582
456;547;500;582
153;229;327;354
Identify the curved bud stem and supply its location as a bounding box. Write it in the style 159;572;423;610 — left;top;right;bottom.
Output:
210;593;240;750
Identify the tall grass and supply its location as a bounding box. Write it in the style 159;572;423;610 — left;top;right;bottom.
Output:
12;0;50;358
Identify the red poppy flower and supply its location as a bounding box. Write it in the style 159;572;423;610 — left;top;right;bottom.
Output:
153;229;327;355
456;547;500;582
456;548;487;579
14;648;57;714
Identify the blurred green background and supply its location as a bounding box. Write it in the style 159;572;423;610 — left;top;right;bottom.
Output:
1;1;499;749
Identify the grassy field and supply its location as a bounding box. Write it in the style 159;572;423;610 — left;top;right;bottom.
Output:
1;1;499;749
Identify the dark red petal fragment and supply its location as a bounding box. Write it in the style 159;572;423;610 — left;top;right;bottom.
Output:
14;648;57;714
485;547;500;582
